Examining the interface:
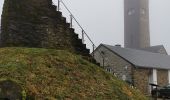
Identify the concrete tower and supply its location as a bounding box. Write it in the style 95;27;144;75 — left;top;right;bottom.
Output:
124;0;150;49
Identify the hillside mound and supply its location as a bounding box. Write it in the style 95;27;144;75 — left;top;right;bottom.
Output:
0;48;147;99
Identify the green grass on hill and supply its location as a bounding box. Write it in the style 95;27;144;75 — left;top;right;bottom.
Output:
0;47;147;100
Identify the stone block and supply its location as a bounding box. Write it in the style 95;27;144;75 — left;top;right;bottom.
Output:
0;80;23;100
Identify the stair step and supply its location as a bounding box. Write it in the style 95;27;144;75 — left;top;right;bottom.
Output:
72;34;78;39
75;46;90;54
77;39;82;43
82;44;86;49
53;8;99;66
61;23;70;29
51;5;57;11
56;11;62;17
85;48;90;54
66;23;70;28
61;17;66;23
74;42;84;48
82;56;100;66
69;28;75;33
82;53;91;57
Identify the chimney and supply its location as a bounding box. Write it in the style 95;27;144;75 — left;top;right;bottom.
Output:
115;44;121;47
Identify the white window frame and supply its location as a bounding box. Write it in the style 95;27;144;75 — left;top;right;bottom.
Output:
168;70;170;84
153;69;157;85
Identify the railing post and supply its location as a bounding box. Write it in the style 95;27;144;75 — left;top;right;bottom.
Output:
92;44;95;57
103;58;105;67
58;0;60;11
58;0;97;57
70;15;73;28
82;30;85;44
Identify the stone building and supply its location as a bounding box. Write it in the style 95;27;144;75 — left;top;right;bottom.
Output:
93;44;170;94
1;0;90;56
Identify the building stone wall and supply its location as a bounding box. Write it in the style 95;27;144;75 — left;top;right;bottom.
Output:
133;68;150;94
157;69;168;86
94;46;133;82
94;45;169;94
133;68;169;94
1;0;90;56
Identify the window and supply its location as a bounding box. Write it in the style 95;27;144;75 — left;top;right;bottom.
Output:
125;66;128;70
141;8;146;15
122;75;127;81
101;51;105;55
128;8;135;15
106;67;113;73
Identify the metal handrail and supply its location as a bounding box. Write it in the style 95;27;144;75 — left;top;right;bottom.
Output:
57;0;105;66
58;0;96;48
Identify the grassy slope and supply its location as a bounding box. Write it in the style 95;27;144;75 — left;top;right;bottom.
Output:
0;47;147;100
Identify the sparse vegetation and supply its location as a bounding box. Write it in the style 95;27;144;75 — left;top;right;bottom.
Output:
0;47;147;99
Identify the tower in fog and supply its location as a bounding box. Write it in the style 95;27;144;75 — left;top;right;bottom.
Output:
124;0;150;49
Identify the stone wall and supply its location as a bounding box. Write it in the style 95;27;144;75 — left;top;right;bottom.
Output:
0;80;23;99
157;69;168;86
1;0;90;56
133;68;150;94
133;68;169;94
93;46;133;82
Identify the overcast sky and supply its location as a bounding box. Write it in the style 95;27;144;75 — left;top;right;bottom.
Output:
0;0;170;53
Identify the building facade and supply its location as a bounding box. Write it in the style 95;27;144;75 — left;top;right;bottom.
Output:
124;0;150;49
93;44;170;94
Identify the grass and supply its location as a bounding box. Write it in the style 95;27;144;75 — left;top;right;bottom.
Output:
0;47;148;99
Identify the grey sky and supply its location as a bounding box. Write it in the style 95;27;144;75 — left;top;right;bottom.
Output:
0;0;170;53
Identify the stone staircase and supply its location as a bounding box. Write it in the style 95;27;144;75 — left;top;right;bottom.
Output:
48;5;100;65
1;0;100;66
58;12;101;65
49;9;90;55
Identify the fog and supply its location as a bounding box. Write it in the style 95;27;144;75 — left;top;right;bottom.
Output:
0;0;170;53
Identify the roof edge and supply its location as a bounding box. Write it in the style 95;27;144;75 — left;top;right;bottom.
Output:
101;44;135;67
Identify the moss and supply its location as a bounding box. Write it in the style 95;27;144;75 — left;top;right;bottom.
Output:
0;47;148;99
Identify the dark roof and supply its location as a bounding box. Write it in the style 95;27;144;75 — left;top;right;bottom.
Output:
101;44;170;69
140;45;168;55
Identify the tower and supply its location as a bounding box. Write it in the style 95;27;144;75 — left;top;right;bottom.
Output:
124;0;150;49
